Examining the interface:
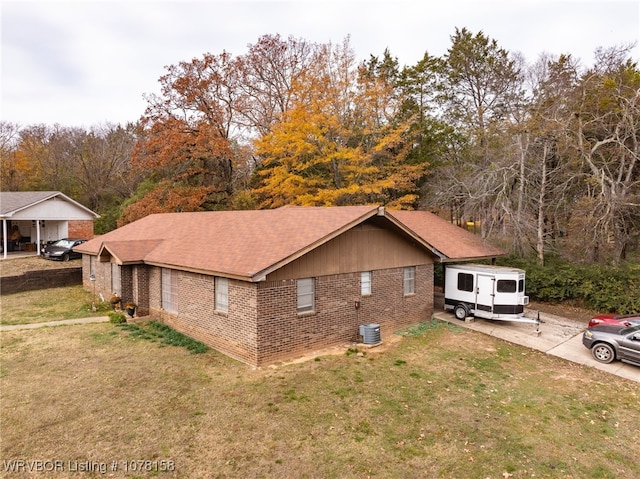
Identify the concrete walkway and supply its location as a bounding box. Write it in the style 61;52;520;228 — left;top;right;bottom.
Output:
433;309;640;384
0;316;109;331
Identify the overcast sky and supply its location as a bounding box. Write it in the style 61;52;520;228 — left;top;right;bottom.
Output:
2;0;639;128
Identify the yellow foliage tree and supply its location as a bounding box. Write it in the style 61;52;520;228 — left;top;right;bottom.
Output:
252;42;428;209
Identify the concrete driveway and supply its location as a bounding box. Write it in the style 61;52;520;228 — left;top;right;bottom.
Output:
433;309;640;384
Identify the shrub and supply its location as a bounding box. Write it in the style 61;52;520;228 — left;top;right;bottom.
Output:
108;311;127;324
498;256;640;314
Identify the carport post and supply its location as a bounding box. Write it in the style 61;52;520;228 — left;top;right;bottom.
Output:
2;220;7;259
36;219;42;256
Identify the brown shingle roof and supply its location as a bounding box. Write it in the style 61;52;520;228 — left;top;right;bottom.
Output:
78;206;381;280
386;210;506;261
77;206;505;280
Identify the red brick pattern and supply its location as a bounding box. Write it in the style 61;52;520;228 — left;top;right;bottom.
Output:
84;260;433;367
253;265;434;365
68;220;94;239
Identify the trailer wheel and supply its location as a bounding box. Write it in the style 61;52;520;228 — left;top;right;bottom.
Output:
454;304;468;321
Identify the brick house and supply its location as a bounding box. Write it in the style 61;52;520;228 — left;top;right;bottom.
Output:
76;205;504;366
1;191;98;259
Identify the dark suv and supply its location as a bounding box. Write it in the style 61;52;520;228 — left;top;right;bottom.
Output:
582;324;640;366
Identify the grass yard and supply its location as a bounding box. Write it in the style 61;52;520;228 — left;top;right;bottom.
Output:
0;255;83;277
0;285;109;325
1;317;638;479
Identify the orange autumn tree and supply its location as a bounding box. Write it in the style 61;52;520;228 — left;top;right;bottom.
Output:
124;52;249;223
117;179;211;226
252;40;428;208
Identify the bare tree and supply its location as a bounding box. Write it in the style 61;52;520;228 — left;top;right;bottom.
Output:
573;46;640;262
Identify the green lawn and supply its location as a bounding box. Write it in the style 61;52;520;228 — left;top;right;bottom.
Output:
1;316;638;478
0;285;109;325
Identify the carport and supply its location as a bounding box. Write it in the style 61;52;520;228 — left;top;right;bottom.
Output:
1;191;99;259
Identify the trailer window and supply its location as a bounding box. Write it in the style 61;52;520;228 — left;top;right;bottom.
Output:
457;273;474;292
497;280;517;293
518;279;525;292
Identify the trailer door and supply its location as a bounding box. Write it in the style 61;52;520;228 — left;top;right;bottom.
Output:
475;274;495;314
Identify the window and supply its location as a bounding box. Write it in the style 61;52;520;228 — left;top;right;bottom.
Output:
457;273;474;292
497;280;517;293
111;263;121;295
403;267;416;295
161;268;178;313
89;256;96;277
215;277;229;312
361;271;372;295
297;278;314;313
518;279;525;292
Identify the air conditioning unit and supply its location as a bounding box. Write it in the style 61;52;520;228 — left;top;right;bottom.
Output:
359;323;381;345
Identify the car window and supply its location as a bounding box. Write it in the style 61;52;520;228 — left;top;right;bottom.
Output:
621;325;640;335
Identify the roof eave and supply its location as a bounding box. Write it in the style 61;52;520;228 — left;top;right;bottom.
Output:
144;260;253;282
439;253;507;264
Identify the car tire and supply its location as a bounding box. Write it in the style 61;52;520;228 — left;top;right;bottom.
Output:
591;343;615;364
454;304;468;321
62;253;70;262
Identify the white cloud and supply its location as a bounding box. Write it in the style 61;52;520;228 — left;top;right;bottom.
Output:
1;0;638;127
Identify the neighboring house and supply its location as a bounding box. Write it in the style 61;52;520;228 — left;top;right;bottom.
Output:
76;205;505;366
0;191;99;259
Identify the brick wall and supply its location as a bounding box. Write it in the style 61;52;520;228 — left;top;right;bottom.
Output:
68;220;95;239
255;264;434;366
132;266;150;316
82;255;114;303
151;269;260;365
82;259;434;367
81;256;142;310
1;267;81;295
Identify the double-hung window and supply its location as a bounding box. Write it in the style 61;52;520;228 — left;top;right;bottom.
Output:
361;271;372;296
161;268;178;313
215;277;229;312
297;278;314;313
403;266;416;296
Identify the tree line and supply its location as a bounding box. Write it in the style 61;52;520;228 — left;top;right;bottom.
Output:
1;29;638;266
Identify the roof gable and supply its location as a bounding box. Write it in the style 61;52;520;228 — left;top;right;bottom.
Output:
0;191;99;219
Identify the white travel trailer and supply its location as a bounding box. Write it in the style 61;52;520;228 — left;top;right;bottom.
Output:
444;263;537;324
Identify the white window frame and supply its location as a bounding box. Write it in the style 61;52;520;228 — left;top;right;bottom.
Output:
161;268;178;313
403;266;416;296
361;271;372;296
215;277;229;313
297;278;315;313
